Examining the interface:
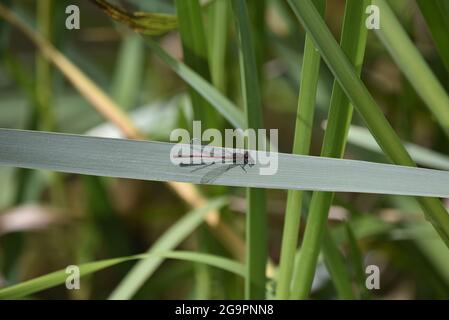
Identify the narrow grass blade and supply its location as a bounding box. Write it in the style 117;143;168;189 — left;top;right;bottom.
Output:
143;37;245;129
0;1;248;288
0;3;247;265
111;33;145;110
0;250;244;299
231;0;267;300
175;0;218;127
321;231;355;299
373;0;449;138
277;0;325;300
346;124;449;171
344;222;369;299
289;0;369;299
207;0;228;92
109;197;227;299
416;0;449;74
0;3;141;139
410;224;449;286
331;214;393;245
36;0;54;131
286;1;449;299
247;0;266;81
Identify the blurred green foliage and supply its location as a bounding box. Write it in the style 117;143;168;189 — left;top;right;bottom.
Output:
1;0;449;300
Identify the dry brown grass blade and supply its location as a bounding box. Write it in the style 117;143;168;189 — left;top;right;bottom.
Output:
0;3;139;139
0;3;244;261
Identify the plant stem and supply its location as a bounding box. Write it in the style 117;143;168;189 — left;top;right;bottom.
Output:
175;0;218;128
416;0;449;74
289;0;369;299
276;0;325;300
288;0;449;298
231;0;267;299
322;231;355;299
373;0;449;139
208;0;228;93
36;0;54;132
111;33;145;110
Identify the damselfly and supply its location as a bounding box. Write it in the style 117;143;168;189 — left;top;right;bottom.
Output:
174;141;255;183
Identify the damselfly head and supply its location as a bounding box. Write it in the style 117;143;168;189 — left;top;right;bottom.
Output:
244;151;255;167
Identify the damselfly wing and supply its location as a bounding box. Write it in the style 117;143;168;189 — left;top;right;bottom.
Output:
174;142;255;183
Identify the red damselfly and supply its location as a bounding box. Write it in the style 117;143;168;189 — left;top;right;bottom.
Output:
174;141;255;183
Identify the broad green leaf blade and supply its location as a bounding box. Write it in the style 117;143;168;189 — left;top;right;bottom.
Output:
109;197;227;300
1;129;449;198
0;250;245;299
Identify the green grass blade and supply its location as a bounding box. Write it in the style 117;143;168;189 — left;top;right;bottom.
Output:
36;0;66;208
416;0;449;74
247;0;266;81
208;0;228;92
286;0;413;165
108;197;227;299
92;0;243;129
289;0;369;299
373;0;449;138
0;250;244;299
276;0;325;300
175;0;218;127
231;0;267;300
410;224;449;286
111;33;145;110
321;230;355;299
288;0;449;297
344;222;369;299
143;37;245;129
36;0;54;131
346;124;449;171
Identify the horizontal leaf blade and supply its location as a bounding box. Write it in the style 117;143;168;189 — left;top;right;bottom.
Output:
0;129;448;197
